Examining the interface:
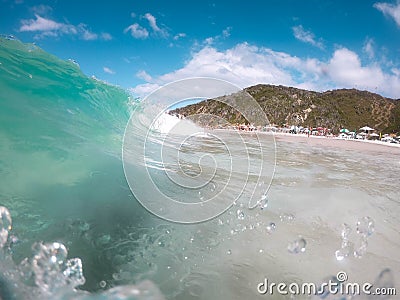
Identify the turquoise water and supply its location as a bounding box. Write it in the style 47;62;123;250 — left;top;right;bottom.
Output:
0;37;144;293
0;37;399;299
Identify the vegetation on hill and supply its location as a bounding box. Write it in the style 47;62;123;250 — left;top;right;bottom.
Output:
170;84;400;133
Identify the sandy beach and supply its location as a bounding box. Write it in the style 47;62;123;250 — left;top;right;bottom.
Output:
213;128;400;154
271;133;400;155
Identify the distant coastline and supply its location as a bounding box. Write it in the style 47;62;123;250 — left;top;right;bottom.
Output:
210;127;400;154
170;84;400;135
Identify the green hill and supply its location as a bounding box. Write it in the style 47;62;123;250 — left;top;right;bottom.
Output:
170;84;400;134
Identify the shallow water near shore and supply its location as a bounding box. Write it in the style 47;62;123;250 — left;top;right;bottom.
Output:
3;129;399;299
0;37;399;299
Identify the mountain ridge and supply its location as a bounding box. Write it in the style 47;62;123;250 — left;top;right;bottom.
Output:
170;84;400;133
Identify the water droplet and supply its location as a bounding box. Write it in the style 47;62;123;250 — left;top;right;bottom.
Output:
356;216;375;237
335;241;353;261
259;195;268;210
0;206;12;248
259;249;264;253
266;222;276;233
31;242;69;291
354;237;368;258
198;191;204;201
341;223;352;240
227;250;232;255
335;249;346;261
209;182;216;192
19;257;33;281
99;280;106;288
280;213;295;223
288;237;306;254
63;258;85;287
236;209;245;220
8;234;19;250
36;242;67;265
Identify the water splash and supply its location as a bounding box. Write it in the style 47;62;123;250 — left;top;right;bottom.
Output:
236;209;245;220
353;236;368;259
266;222;276;233
258;194;269;210
0;206;166;299
340;223;351;240
288;236;306;254
356;216;375;237
335;241;353;261
0;207;12;248
280;213;295;223
31;242;71;292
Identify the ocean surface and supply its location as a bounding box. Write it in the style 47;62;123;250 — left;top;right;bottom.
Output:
0;37;399;299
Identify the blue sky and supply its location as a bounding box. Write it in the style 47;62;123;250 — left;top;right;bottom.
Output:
2;0;400;98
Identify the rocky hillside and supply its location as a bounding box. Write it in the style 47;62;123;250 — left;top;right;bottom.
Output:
170;84;400;133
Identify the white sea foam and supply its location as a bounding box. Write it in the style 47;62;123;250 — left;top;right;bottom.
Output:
150;112;203;136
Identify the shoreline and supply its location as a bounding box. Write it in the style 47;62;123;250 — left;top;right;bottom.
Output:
213;129;400;154
273;132;400;154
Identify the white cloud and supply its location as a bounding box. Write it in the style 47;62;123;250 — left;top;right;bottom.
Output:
197;27;233;48
392;68;400;77
128;83;161;97
31;5;52;15
292;25;324;49
101;32;112;41
19;15;111;41
79;24;98;40
320;48;400;97
374;1;400;27
130;43;400;99
136;70;152;81
363;38;375;59
144;13;168;37
222;26;232;38
103;67;115;75
204;37;214;45
20;14;62;32
144;13;160;32
124;23;149;39
173;33;186;40
325;48;383;87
